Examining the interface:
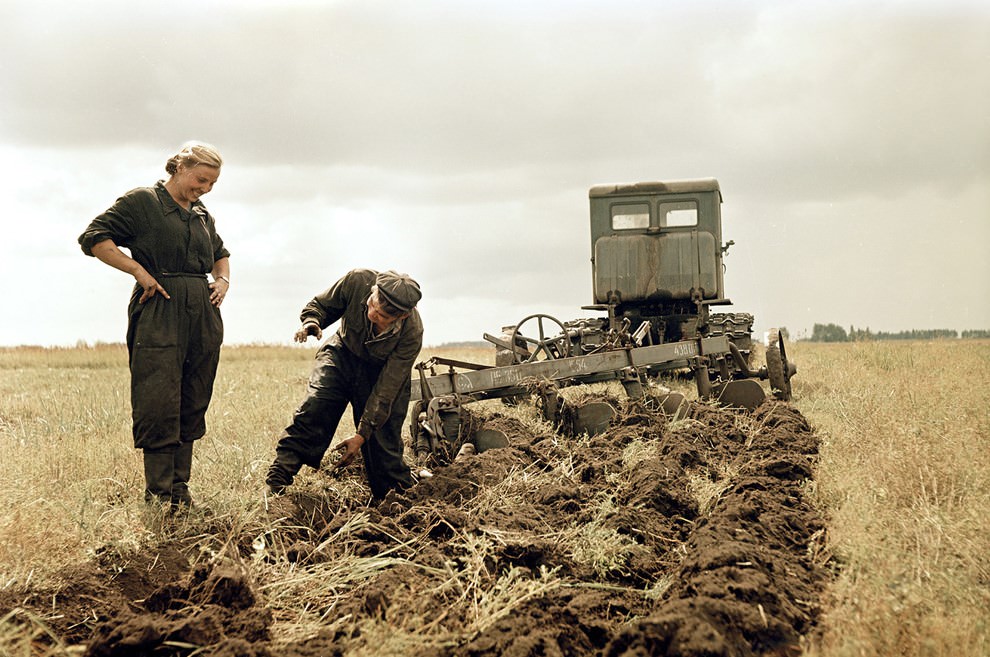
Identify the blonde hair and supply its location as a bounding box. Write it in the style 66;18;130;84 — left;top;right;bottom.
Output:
165;141;223;175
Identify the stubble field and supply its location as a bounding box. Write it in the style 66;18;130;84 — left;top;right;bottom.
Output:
0;339;987;656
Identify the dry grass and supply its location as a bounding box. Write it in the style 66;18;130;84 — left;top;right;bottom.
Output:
793;340;990;657
1;339;988;655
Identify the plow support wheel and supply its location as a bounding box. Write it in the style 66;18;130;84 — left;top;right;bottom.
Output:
765;328;792;401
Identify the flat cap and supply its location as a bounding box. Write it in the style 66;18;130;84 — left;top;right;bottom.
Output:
375;270;422;312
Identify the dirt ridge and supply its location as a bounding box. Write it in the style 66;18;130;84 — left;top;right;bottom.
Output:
3;400;829;656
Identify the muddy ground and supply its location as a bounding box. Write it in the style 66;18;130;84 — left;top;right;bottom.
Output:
2;399;829;656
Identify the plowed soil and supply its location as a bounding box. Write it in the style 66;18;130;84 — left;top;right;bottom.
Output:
2;399;829;656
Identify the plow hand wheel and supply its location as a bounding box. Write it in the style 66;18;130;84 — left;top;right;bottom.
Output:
765;328;792;401
508;314;573;364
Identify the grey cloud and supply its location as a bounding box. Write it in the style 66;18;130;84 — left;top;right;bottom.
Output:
4;0;988;346
3;2;985;209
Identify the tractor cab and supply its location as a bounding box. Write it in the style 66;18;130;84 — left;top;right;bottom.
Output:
587;178;734;345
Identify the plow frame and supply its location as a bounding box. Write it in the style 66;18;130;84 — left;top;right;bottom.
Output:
411;335;734;404
408;331;788;466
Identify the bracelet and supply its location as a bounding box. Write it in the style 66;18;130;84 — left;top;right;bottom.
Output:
217;275;230;285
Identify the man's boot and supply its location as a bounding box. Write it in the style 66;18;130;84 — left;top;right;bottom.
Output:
265;448;303;495
172;441;194;508
143;447;175;505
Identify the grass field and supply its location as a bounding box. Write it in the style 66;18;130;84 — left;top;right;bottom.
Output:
794;340;990;656
0;339;987;655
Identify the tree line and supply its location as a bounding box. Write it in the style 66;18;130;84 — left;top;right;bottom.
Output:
800;324;990;342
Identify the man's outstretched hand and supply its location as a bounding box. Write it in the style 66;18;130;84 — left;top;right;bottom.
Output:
334;434;366;470
294;322;323;343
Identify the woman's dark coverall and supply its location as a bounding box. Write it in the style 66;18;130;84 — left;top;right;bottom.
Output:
266;269;421;500
78;182;229;502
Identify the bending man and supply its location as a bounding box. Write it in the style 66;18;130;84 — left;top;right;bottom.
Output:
266;269;422;500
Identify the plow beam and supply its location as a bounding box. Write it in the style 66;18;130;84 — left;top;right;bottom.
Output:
411;336;732;403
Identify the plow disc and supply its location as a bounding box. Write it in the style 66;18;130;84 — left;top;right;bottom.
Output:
712;379;766;411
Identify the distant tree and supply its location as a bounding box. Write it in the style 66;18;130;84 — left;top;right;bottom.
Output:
779;327;790;340
803;325;973;342
810;323;848;343
872;329;959;340
848;325;874;341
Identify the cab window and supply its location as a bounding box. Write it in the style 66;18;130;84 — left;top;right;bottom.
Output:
659;201;698;227
611;203;650;230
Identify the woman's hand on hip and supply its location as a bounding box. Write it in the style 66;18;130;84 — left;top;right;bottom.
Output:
209;278;229;307
135;270;170;304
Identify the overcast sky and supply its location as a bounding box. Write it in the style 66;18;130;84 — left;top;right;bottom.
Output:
1;0;987;348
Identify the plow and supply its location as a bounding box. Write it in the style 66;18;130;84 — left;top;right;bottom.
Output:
410;179;797;463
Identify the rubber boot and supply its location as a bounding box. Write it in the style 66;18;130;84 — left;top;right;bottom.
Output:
143;447;175;506
265;449;303;495
172;441;194;508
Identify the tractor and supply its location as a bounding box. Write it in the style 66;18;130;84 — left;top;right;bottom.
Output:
410;179;795;463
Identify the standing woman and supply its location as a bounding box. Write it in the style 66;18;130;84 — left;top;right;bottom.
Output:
78;141;230;508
